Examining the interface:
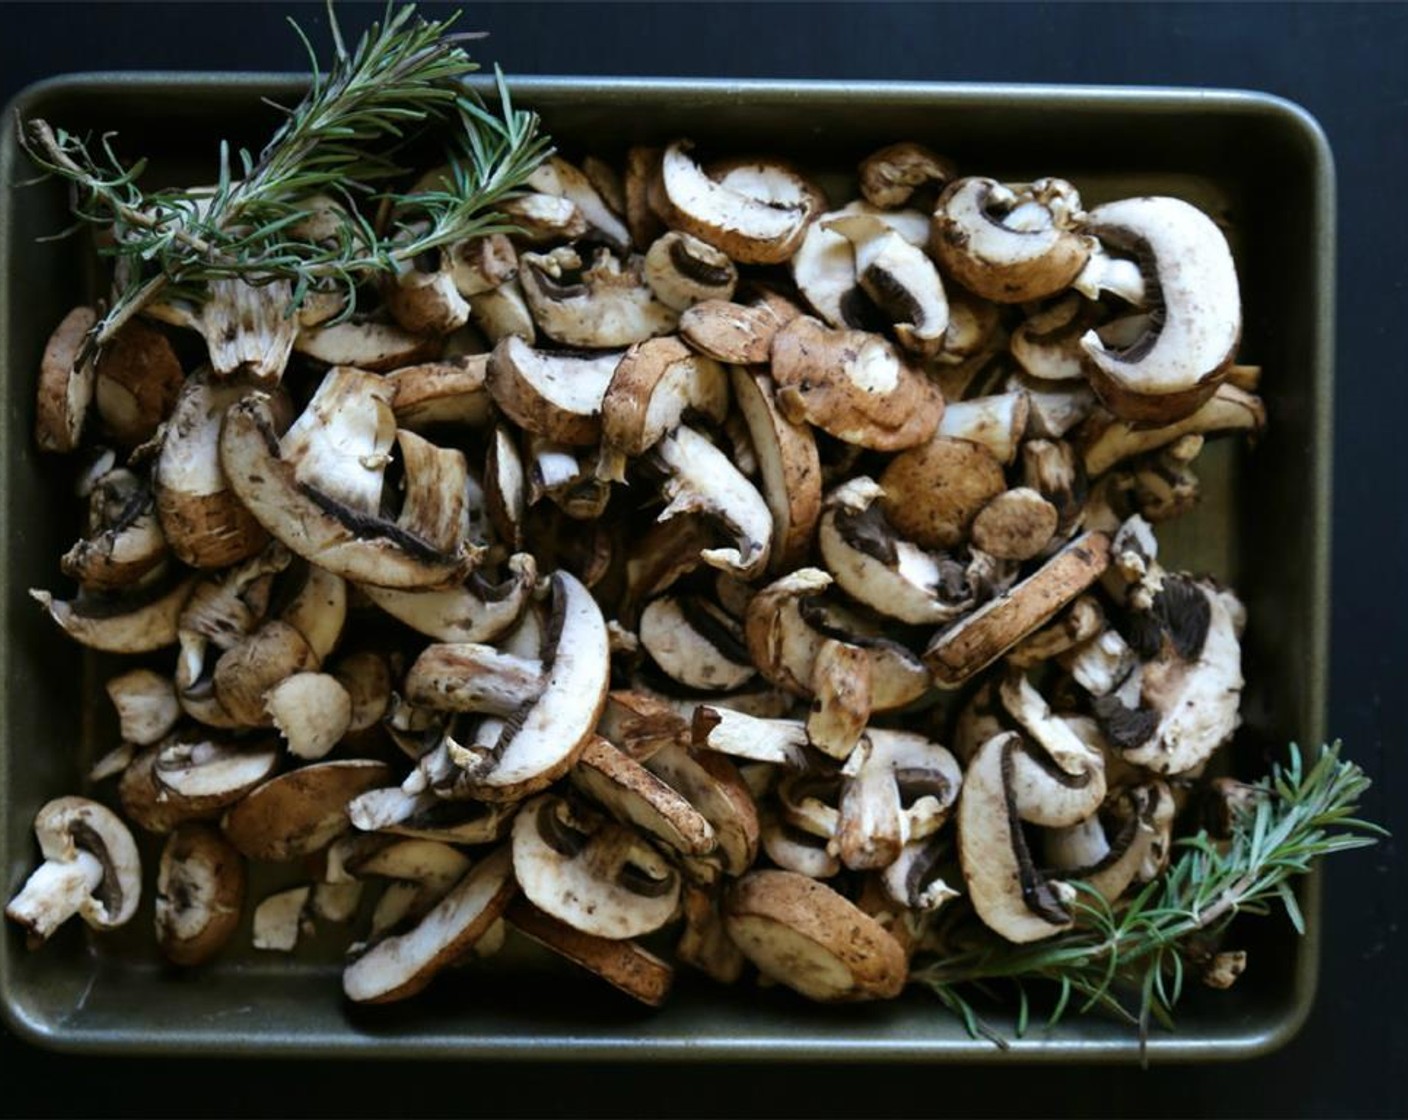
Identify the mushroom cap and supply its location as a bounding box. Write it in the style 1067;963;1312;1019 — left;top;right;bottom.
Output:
221;759;391;861
679;286;803;365
384;355;492;432
601;335;729;458
94;318;184;448
154;824;245;967
858;142;956;210
724;870;907;1001
877;435;1006;551
35;305;98;453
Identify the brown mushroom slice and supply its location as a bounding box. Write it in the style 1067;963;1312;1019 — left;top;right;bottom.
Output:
644;740;759;876
679;287;803;365
346;785;517;845
692;706;809;769
404;643;546;715
760;808;841;879
597;690;689;763
31;570;196;654
1007;594;1105;669
120;735;280;833
155;824;245;967
652;425;773;580
92;317;183;447
877;435;1006;551
931;177;1089;303
90;742;137;783
570;735;717;857
1008;371;1096;442
512;796;681;939
222;759;391;861
176;543;288;651
212;620;320;726
105;668;180;746
926;531;1112;688
446;233;518;300
279;367;396;515
675;884;745;984
294;316;440;372
1079;196;1242;425
177;277;298;382
219;394;478;590
265;672;353;760
601;335;728;457
805;638;871;761
519;246;678;348
971;488;1059;562
277;562;348;665
1078;383;1266;477
1009;293;1096;382
957;730;1105;944
881;836;961;913
251;885;314;951
859;142;955;210
6;797;142;945
499;191;588;244
836;729;963;870
487;336;624;446
349;838;474;939
824;213;950;356
639;595;755;693
937;392;1030;466
771;317;943;451
643;231;738;311
744;568;930;710
729;367;821;574
61;468;168;591
506;897;674;1007
36;305;98;452
382;249;471;336
622;145;666;250
484;425;527;551
659;141;819;265
360;553;536;644
342;845;515;1003
384;355;492;431
725;870;907;1001
818;477;974;626
452;571;610;801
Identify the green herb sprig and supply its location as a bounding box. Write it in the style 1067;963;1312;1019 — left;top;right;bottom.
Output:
17;1;551;360
911;742;1383;1052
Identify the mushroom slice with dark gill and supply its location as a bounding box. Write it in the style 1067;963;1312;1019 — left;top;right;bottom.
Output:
519;246;678;348
639;594;755;692
858;142;955;210
61;467;168;591
31;569;197;654
643;230;739;310
1042;781;1175;903
359;553;537;644
792;201;930;329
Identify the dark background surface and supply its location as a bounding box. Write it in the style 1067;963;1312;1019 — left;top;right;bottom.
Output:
0;2;1405;1117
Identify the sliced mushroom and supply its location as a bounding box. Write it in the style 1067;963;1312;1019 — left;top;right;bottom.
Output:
519;246;678;348
652;425;773;580
211;620;319;726
771;316;943;451
469;278;536;345
119;736;280;833
89;742;136;783
251;885;313;951
103;668;180;746
931;177;1089;303
448;233;518;299
971;488;1059;561
877;435;1006;550
692;706;810;769
349;838;475;939
597;690;689;763
824;213;950;356
6;797;141;945
264;672;353;759
859;142;955;210
487;336;624;446
644;231;738;310
61;468;168;591
601;335;728;457
926;530;1112;688
570;735;717;857
761;808;841;879
31;570;196;654
805;638;871;761
163;277;297;382
792;201;930;328
639;594;755;692
221;759;391;861
404;643;546;715
527;155;632;252
679;286;803;365
644;740;759;876
724;870;907;1001
154;824;245;966
384;355;492;431
512;795;681;939
35;305;97;453
675;883;745;984
94;318;184;447
360;553;536;644
835;729;963;870
937;392;1030;466
1007;594;1104;668
1078;196;1241;424
881;836;961;913
500;192;589;245
1078;383;1266;477
347;785;518;845
1045;782;1175;902
382;250;471;336
294;317;441;372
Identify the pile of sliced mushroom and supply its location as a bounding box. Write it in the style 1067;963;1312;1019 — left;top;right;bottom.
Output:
12;138;1265;1007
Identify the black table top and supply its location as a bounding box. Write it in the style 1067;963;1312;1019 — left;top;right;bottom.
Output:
2;3;1405;1117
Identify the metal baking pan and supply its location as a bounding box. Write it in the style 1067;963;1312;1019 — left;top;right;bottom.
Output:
0;75;1334;1061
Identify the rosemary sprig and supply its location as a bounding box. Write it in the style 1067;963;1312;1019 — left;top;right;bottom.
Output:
16;1;550;359
911;742;1384;1050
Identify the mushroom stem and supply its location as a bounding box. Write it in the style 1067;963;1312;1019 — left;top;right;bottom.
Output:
6;850;105;945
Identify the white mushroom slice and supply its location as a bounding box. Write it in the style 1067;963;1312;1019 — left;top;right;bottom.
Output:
294;317;440;372
327;651;392;733
90;743;136;783
706;155;827;213
360;553;536;644
792;201;929;328
512;796;681;939
724;870;907;1001
859;143;955;210
500;192;588;244
219;394;479;590
938;393;1030;465
1063;627;1138;697
806;638;871;761
35;305;97;452
582;156;627;221
1079;196;1241;424
252;886;313;952
279;367;395;514
528;155;632;252
882;836;961;913
382;250;471;335
818;477;974;626
639;595;755;692
278;562;347;664
447;233;518;299
744;568;930;710
692;706;809;769
119;736;281;833
346;786;517;844
190;277;298;382
771;317;943;452
601;336;728;457
311;881;364;923
487;336;624;446
454;571;610;802
1007;595;1105;668
177;544;288;651
999;671;1108;779
384;355;493;431
221;759;391;861
212;620;319;726
958;731;1106;943
729;367;821;573
469;278;536;345
265;672;353;760
652;425;773;580
659;141;819;265
824;213;950;356
61;469;168;592
644;231;738;310
836;730;963;870
1009;294;1095;382
1071;241;1149;306
644;741;759;876
506;897;675;1007
404;643;546;715
571;736;717;856
154;824;245;966
106;668;180;746
931;177;1090;303
925;531;1112;688
391;429;471;555
760;809;840;879
1078;383;1266;477
597;690;690;763
1007;371;1096;442
519;246;677;348
1045;783;1175;902
483;426;528;550
31;572;196;654
5;797;142;945
351;838;473;938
